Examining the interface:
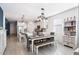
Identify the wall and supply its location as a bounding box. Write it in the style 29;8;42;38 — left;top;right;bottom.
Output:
76;6;79;48
48;6;79;45
21;20;49;34
46;17;54;35
27;21;35;33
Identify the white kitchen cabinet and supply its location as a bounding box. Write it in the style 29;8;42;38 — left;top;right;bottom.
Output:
0;30;6;55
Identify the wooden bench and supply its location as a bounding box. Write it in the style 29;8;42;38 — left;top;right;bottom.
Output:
74;48;79;55
33;38;54;54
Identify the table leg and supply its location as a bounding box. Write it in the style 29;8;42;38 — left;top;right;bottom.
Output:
32;40;34;53
36;46;38;55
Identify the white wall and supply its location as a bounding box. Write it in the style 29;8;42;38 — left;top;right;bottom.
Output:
46;17;54;35
76;6;79;48
27;20;48;34
17;21;36;33
27;21;35;33
48;6;79;44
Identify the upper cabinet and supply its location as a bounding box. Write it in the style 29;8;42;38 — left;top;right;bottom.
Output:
0;7;3;29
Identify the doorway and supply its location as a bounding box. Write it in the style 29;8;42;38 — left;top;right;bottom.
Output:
9;21;17;36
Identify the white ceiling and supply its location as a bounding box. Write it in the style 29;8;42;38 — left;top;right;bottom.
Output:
0;3;78;21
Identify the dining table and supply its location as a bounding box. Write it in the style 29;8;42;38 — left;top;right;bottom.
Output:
21;32;55;53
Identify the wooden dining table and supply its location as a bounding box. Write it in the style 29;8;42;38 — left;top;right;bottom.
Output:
30;35;55;53
22;32;55;53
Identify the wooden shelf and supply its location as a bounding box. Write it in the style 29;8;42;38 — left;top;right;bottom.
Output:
35;41;54;46
65;26;76;28
64;18;76;48
34;38;54;46
64;20;76;23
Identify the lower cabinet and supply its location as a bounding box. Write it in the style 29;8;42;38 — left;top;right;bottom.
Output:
63;35;75;48
0;30;6;55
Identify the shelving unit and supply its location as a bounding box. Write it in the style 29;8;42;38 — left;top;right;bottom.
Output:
64;16;76;48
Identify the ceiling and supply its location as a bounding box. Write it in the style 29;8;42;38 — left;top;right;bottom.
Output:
0;3;78;21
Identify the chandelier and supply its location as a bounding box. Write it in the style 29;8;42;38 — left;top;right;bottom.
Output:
34;8;48;30
34;8;47;23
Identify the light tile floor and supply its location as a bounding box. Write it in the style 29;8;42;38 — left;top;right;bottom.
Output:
4;35;74;55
